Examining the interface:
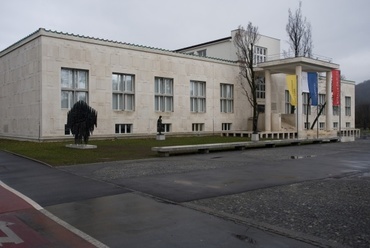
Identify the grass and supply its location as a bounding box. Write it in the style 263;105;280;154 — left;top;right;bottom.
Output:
0;136;250;166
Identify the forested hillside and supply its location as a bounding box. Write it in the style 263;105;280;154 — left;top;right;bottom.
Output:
355;80;370;129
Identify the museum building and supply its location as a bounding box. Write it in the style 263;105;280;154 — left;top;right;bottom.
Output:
0;28;355;141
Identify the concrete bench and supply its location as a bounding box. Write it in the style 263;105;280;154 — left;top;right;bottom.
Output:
152;141;280;157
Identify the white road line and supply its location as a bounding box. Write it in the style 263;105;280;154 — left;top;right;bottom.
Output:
0;180;109;248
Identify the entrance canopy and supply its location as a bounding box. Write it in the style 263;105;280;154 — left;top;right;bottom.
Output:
257;56;339;75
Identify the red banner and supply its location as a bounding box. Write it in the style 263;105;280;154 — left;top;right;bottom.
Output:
332;70;341;106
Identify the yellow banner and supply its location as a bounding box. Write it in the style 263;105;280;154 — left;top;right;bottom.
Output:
286;75;297;106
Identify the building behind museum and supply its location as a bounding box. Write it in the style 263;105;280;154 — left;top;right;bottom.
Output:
0;28;355;141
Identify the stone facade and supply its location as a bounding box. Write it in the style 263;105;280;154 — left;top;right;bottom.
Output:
0;28;355;141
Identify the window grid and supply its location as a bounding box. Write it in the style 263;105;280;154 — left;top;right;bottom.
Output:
112;73;135;111
222;123;232;131
333;106;339;116
115;124;133;134
220;84;234;113
303;93;311;115
256;77;265;99
345;97;351;116
192;123;204;132
318;94;326;115
190;81;206;112
319;122;325;130
346;122;351;128
61;68;88;109
333;122;339;130
285;90;291;114
155;77;174;112
253;46;267;65
304;122;310;129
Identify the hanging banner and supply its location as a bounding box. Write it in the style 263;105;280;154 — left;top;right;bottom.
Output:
286;75;297;106
307;72;318;106
301;72;309;93
332;69;341;106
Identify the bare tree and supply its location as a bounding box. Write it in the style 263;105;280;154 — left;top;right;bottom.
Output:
286;1;313;57
233;23;260;134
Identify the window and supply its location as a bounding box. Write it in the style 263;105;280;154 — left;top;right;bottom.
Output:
155;77;173;112
256;77;265;99
115;124;132;134
333;122;338;130
318;94;326;115
64;124;72;135
61;68;88;108
197;49;207;57
346;122;351;128
303;93;311;115
319;122;325;130
162;123;171;133
190;81;206;112
333;106;339;116
304;122;310;129
345;97;351;116
222;123;232;131
192;123;204;131
220;84;233;113
253;46;267;65
112;73;135;111
285;90;292;114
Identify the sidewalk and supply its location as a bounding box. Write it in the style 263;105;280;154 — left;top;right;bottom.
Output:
0;180;107;248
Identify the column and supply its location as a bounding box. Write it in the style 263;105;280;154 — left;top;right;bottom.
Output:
296;66;303;138
326;71;333;130
264;70;271;132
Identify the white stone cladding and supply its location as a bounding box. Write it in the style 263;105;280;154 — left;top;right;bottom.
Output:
0;29;356;141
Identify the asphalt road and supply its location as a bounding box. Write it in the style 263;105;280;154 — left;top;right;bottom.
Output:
1;138;369;247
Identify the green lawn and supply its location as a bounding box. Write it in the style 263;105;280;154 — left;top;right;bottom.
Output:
0;136;250;166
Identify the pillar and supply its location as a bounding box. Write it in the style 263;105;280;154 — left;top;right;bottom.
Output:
326;71;333;130
264;70;271;132
295;65;303;138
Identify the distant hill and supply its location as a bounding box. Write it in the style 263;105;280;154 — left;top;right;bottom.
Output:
355;80;370;129
356;80;370;105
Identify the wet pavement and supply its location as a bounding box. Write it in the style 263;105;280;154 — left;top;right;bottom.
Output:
0;139;370;247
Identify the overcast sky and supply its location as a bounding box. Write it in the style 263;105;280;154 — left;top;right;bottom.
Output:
1;0;369;83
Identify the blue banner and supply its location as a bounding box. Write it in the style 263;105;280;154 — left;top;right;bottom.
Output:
307;72;318;106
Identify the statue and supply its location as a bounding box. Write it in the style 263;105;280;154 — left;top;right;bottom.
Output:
157;116;164;135
66;101;97;145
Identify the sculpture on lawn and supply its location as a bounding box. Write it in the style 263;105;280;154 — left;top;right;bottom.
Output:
66;101;97;144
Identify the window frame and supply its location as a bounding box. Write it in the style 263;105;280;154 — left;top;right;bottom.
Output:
190;80;206;113
155;77;174;112
61;68;89;109
345;96;351;116
220;83;234;113
112;73;135;111
115;123;133;134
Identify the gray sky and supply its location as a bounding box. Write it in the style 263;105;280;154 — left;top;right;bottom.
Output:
1;0;369;83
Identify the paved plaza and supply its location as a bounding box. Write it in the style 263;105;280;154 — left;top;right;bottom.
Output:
1;138;369;247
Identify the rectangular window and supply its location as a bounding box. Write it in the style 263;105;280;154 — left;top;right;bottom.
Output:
155;77;174;112
319;122;325;130
64;124;72;135
220;84;234;113
333;106;339;116
192;123;204;132
61;68;88;108
197;49;207;57
302;93;311;115
253;46;267;65
162;123;171;133
112;73;135;111
346;122;351;128
318;94;326;115
304;122;310;129
222;123;232;131
256;77;265;99
345;96;351;116
190;81;206;112
333;122;339;130
285;90;291;114
115;124;133;134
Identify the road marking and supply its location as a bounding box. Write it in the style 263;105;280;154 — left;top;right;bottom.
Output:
0;180;109;248
0;221;24;246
